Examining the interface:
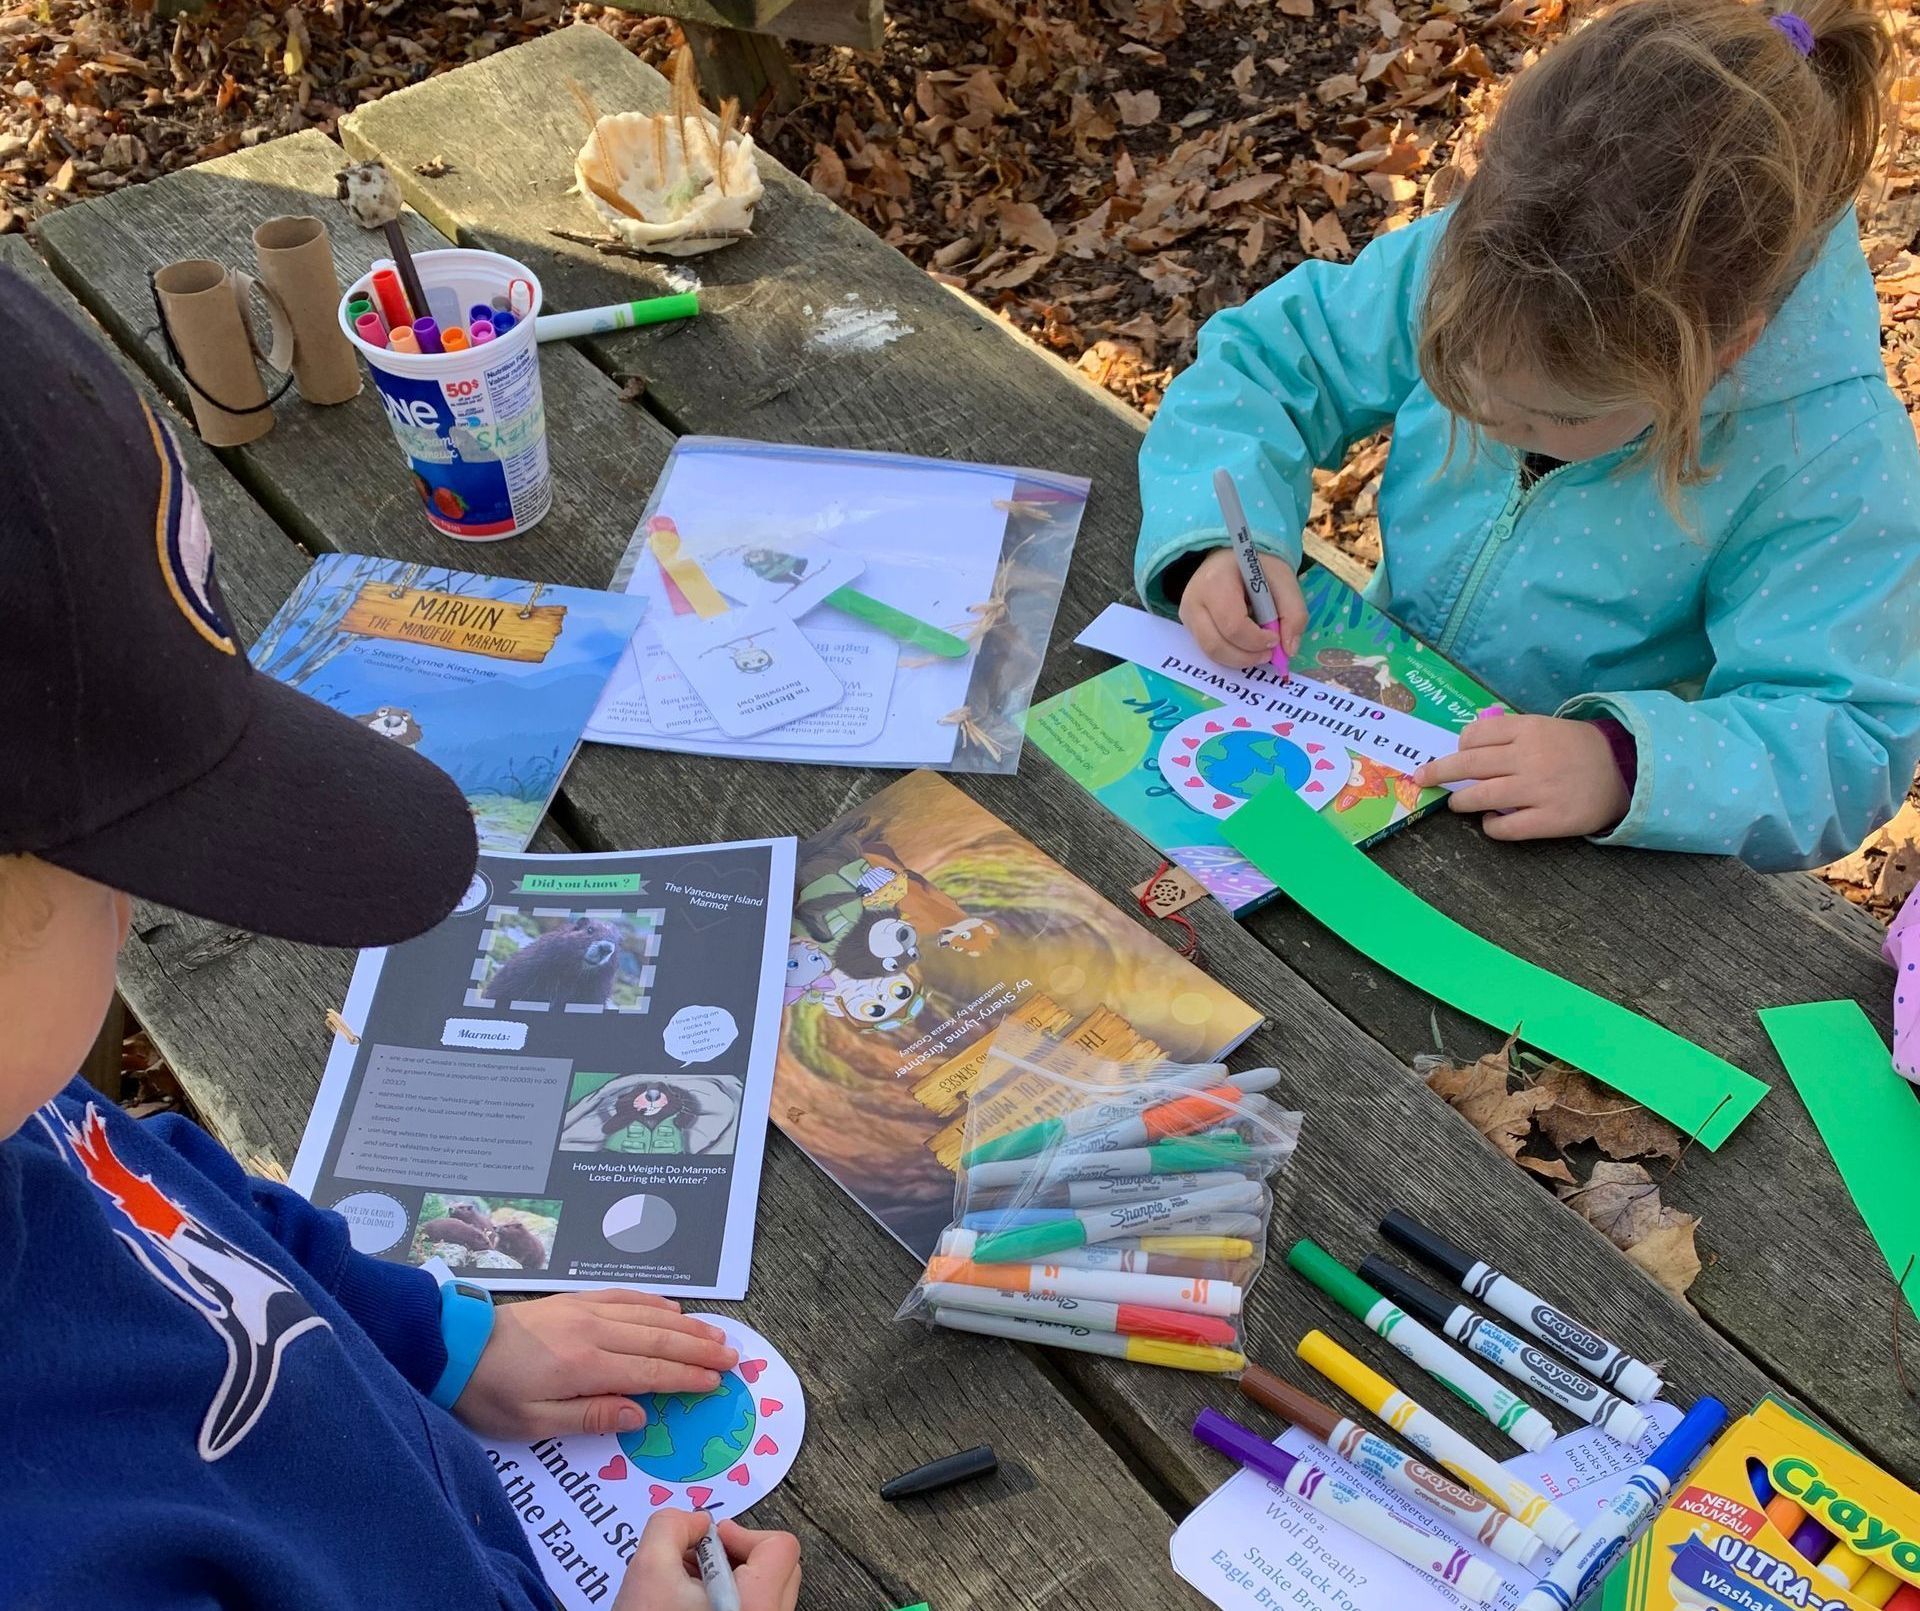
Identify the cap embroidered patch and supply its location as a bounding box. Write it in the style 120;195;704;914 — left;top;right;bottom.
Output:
145;401;236;655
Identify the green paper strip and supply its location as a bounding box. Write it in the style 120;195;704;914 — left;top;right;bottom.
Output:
1220;782;1768;1149
1759;1000;1920;1323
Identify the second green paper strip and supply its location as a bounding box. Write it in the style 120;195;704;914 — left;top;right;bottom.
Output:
1221;783;1767;1149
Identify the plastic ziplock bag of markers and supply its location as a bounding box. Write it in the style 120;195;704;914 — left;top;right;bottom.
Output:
897;1017;1301;1374
594;436;1088;773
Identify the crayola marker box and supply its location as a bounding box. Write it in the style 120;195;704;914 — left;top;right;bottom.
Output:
1601;1398;1920;1610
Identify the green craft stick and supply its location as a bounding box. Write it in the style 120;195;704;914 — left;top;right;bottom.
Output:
1760;1000;1920;1323
1220;782;1767;1149
824;585;970;658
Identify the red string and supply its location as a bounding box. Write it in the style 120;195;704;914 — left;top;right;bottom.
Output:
1137;859;1201;961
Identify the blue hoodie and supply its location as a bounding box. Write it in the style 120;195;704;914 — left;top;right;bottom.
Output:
1135;211;1920;870
0;1079;550;1609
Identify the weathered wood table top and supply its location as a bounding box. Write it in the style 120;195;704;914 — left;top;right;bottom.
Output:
19;23;1917;1608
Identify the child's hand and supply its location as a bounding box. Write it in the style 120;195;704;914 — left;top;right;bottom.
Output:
1178;547;1308;669
1413;714;1630;841
453;1290;738;1439
614;1512;803;1611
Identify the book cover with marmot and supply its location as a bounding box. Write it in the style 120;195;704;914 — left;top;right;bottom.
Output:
1029;565;1494;915
774;771;1261;1259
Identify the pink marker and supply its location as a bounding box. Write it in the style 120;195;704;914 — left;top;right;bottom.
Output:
354;311;388;347
471;320;496;345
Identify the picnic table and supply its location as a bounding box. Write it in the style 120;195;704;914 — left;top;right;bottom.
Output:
19;23;1917;1608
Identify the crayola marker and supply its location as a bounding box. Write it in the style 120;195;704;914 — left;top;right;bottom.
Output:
1888;1585;1920;1611
1381;1211;1664;1405
930;1306;1245;1373
961;1077;1283;1166
924;1254;1242;1317
1515;1397;1729;1611
972;1182;1264;1262
1854;1566;1906;1606
1297;1330;1582;1551
921;1282;1239;1346
1239;1366;1547;1570
965;1136;1258;1188
1360;1256;1650;1444
1288;1241;1555;1453
1193;1409;1502;1605
959;1066;1282;1166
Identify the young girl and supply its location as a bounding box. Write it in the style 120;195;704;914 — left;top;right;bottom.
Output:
1135;0;1920;871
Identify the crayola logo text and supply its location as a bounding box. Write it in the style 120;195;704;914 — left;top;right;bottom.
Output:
1527;1306;1607;1364
1770;1456;1919;1568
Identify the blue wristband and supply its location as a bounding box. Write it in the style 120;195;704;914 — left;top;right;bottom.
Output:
428;1278;496;1410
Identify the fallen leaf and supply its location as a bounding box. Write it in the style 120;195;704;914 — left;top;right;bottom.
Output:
1230;54;1256;91
997;200;1058;255
1316;73;1360;104
808;145;849;201
1114;88;1161;126
1278;0;1313;16
1296;205;1352;260
1558;1160;1665;1248
1532;1064;1682;1162
1624;1215;1702;1301
1518;1154;1579;1185
282;6;308;79
1424;1037;1549;1160
1206;173;1285;210
1238;214;1267;271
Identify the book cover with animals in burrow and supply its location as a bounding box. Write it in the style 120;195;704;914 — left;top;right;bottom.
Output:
1027;565;1496;916
774;770;1262;1260
251;554;647;852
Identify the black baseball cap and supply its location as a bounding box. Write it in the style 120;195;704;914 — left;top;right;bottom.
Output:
0;263;476;946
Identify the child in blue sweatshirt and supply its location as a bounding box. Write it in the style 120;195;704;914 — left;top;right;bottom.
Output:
1135;0;1920;871
0;264;801;1611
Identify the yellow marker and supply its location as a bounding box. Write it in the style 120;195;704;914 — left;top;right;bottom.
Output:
1819;1546;1872;1592
1854;1566;1904;1606
647;516;728;618
1137;1236;1255;1258
931;1305;1244;1372
1297;1330;1582;1552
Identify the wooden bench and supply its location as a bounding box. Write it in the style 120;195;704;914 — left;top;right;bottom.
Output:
20;24;1917;1602
597;0;885;112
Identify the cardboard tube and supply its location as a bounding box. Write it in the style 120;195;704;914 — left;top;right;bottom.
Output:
253;215;360;405
152;259;274;446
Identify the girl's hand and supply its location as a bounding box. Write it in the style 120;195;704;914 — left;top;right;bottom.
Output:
1413;715;1630;842
454;1290;738;1439
614;1512;803;1611
1178;547;1309;669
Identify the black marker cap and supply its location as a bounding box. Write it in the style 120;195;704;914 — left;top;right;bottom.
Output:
880;1445;999;1501
1379;1210;1475;1284
1358;1255;1459;1331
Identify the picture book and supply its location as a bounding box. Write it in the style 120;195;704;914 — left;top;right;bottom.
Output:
774;771;1263;1259
251;554;647;852
1030;566;1496;915
290;840;795;1298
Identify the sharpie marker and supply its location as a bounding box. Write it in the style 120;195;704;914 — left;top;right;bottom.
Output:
938;1229;1254;1268
961;1195;1263;1231
924;1254;1243;1317
1239;1367;1548;1570
1516;1397;1729;1611
1297;1330;1582;1551
972;1172;1253;1213
1212;468;1289;677
1046;1248;1248;1279
693;1508;741;1611
965;1137;1259;1190
922;1282;1239;1346
963;1070;1282;1165
1361;1257;1651;1444
1194;1408;1501;1604
1382;1211;1664;1405
975;1183;1265;1263
931;1306;1245;1372
1289;1241;1555;1453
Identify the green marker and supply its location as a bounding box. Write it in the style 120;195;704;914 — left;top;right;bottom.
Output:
534;292;701;343
822;585;970;657
1286;1239;1555;1453
964;1135;1256;1190
973;1181;1265;1263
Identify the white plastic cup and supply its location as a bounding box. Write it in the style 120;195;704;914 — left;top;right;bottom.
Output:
338;247;551;540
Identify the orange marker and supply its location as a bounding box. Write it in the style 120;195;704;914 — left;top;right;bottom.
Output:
388;326;420;355
441;325;470;352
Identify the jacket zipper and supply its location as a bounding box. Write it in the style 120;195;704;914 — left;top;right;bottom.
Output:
1433;457;1585;657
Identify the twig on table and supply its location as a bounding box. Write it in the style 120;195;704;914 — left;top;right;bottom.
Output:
1893;1253;1917;1402
546;225;752;257
1661;1091;1731;1181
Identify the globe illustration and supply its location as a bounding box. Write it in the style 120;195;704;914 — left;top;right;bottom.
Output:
1193;729;1310;799
618;1371;757;1482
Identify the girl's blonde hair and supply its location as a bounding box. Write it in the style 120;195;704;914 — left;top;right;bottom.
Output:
1419;0;1892;499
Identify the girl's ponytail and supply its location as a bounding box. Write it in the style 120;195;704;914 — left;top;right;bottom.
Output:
1781;0;1893;216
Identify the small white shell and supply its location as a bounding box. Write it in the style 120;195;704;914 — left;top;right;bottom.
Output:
575;111;763;258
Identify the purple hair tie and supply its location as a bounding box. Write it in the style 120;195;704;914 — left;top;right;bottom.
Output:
1772;12;1815;56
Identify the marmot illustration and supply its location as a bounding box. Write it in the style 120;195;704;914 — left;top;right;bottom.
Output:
492;1221;549;1270
830;908;919;979
420;1215;493;1252
487;917;622;1006
354;706;424;746
598;1081;702;1154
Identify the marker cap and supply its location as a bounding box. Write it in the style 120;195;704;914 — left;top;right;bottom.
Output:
1239;1365;1341;1441
962;1116;1061;1166
468;303;495;325
1297;1328;1398;1410
1194;1405;1300;1483
880;1444;999;1501
1287;1239;1388;1325
972;1221;1085;1263
1357;1256;1460;1333
1379;1211;1476;1284
1647;1397;1729;1486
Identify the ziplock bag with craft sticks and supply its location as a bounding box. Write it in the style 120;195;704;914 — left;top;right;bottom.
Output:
898;1018;1301;1375
586;437;1089;773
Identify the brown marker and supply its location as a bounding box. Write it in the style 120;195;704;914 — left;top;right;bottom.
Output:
1238;1365;1549;1571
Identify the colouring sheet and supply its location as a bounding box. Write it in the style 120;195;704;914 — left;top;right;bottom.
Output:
481;1317;804;1611
291;842;795;1297
1172;1403;1683;1611
585;438;1090;772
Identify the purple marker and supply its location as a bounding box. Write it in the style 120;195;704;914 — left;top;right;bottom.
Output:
471;320;496;345
354;311;388;347
1193;1409;1502;1605
468;303;494;326
411;316;443;354
1789;1514;1837;1565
